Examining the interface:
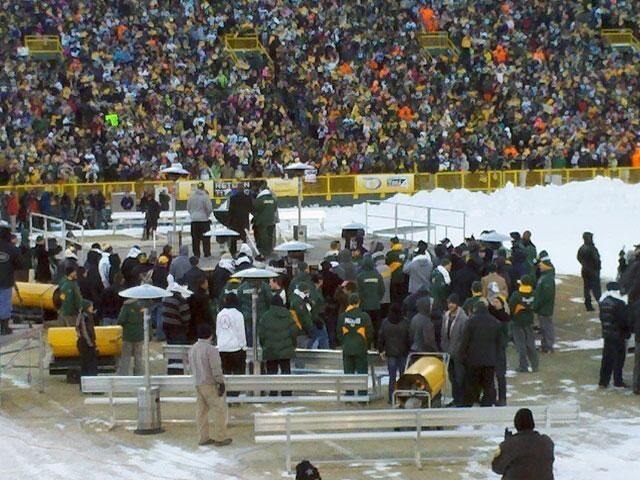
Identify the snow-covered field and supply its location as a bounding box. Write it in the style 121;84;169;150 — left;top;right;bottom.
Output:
288;177;639;279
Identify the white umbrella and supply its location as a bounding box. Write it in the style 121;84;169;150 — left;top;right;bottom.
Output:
160;163;190;176
231;268;279;279
477;231;511;243
119;284;173;299
274;240;314;252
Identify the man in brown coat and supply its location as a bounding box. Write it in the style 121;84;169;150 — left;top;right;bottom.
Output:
481;264;509;299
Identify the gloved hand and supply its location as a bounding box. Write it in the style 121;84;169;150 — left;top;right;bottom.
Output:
216;382;226;397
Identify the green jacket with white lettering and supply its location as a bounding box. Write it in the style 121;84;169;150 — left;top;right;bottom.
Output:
337;307;373;356
356;255;385;311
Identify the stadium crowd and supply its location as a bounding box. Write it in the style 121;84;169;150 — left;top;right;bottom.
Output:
0;0;639;185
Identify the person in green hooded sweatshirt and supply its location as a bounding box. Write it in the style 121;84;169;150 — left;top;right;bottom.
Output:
356;253;385;344
337;293;373;395
533;251;556;353
462;281;484;316
117;297;145;375
508;274;539;373
521;230;538;276
385;237;408;304
258;295;298;377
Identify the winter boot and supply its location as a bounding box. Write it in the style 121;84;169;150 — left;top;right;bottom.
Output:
0;318;13;336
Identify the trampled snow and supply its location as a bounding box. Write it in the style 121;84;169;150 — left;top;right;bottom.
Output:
293;177;639;279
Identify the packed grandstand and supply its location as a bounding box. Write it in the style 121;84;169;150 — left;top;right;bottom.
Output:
0;0;639;185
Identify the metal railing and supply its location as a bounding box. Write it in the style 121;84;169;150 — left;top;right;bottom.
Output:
601;29;640;50
418;31;459;55
365;200;466;244
2;167;640;203
29;213;85;261
24;35;63;58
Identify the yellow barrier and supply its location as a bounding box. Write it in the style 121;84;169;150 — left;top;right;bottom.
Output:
48;326;123;358
601;29;640;50
418;31;459;56
0;168;638;202
24;35;63;57
13;282;60;311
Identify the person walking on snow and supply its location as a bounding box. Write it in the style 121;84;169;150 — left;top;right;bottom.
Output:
533;251;556;353
577;231;602;312
508;274;539;373
598;282;630;389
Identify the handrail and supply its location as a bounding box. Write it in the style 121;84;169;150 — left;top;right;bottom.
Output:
29;213;85;262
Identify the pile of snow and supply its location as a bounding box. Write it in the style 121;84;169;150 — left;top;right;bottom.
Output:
295;177;639;279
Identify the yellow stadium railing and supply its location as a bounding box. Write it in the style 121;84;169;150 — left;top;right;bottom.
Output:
24;35;63;58
0;168;638;203
223;32;272;64
418;32;459;56
601;29;640;51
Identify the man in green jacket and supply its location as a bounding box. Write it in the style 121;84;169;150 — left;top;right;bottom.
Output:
521;230;538;276
462;281;484;316
356;254;385;343
258;295;298;376
508;274;539;373
533;251;556;353
289;282;314;339
337;293;373;396
117;298;145;375
59;266;83;326
252;182;278;257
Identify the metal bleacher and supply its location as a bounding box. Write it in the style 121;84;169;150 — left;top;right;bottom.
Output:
418;31;459;57
601;29;640;52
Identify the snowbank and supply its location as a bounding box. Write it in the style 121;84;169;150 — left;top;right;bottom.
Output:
294;177;639;279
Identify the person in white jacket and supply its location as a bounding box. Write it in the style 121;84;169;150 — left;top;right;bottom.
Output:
216;293;247;380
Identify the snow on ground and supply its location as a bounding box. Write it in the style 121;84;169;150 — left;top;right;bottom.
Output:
292;177;639;279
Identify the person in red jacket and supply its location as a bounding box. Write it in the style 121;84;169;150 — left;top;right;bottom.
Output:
5;192;19;231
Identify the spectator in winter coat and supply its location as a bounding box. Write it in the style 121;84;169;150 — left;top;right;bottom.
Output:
227;183;253;253
533;252;556;353
169;245;191;283
211;254;235;300
372;251;391;318
451;256;480;304
117;298;144;375
488;294;511;406
630;298;640;395
59;266;83;327
183;256;207;292
252;182;278;257
508;275;539;373
101;273;124;326
482;264;509;299
492;408;555;480
334;248;358;282
337;293;373;396
378;303;410;403
356;254;386;344
520;231;537;276
258;295;298;395
409;297;437;353
121;246;142;288
431;258;452;348
98;245;114;288
32;236;61;283
188;277;214;343
403;242;433;294
216;294;247;379
460;301;500;407
386;237;408;304
403;285;431;321
462;281;484;316
441;294;468;406
143;195;161;242
162;281;192;352
75;300;97;378
84;244;105;313
120;192;134;211
320;260;342;348
598;282;630;388
290;282;314;346
577;232;602;312
187;183;213;258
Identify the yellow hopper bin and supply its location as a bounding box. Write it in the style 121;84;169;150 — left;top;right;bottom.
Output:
404;355;446;397
47;326;123;358
13;282;61;311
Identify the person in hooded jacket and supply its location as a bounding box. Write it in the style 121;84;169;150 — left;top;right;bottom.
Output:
101;273;124;326
533;251;556;353
462;281;484;316
216;293;247;380
598;282;630;388
403;241;433;294
320;260;342;348
431;258;452;349
183;256;207;292
409;296;437;353
402;285;431;321
259;295;298;395
98;245;114;288
212;254;235;300
386;237;408;303
372;251;391;319
84;243;105;314
252;182;278;257
290;282;314;347
117;297;144;375
577;231;602;312
169;245;191;284
378;302;410;403
334;248;357;282
227;183;253;253
188;276;215;343
356;254;385;344
488;292;511;406
32;236;61;283
508;274;539;373
121;246;142;288
441;294;468;406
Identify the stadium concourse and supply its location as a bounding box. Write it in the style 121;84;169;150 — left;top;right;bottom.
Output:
0;1;639;185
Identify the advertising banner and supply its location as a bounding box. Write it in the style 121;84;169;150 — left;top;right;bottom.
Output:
355;174;415;195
